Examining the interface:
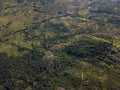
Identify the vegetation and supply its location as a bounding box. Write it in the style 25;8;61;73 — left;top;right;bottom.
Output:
0;0;120;90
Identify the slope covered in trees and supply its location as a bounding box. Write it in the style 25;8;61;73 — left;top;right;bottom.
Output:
0;0;120;90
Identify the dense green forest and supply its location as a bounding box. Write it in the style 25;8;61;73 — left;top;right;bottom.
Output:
0;0;120;90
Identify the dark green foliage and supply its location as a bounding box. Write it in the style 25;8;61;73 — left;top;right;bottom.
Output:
64;37;112;58
45;22;69;33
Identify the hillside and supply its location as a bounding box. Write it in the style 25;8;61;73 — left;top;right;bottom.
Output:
0;0;120;90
